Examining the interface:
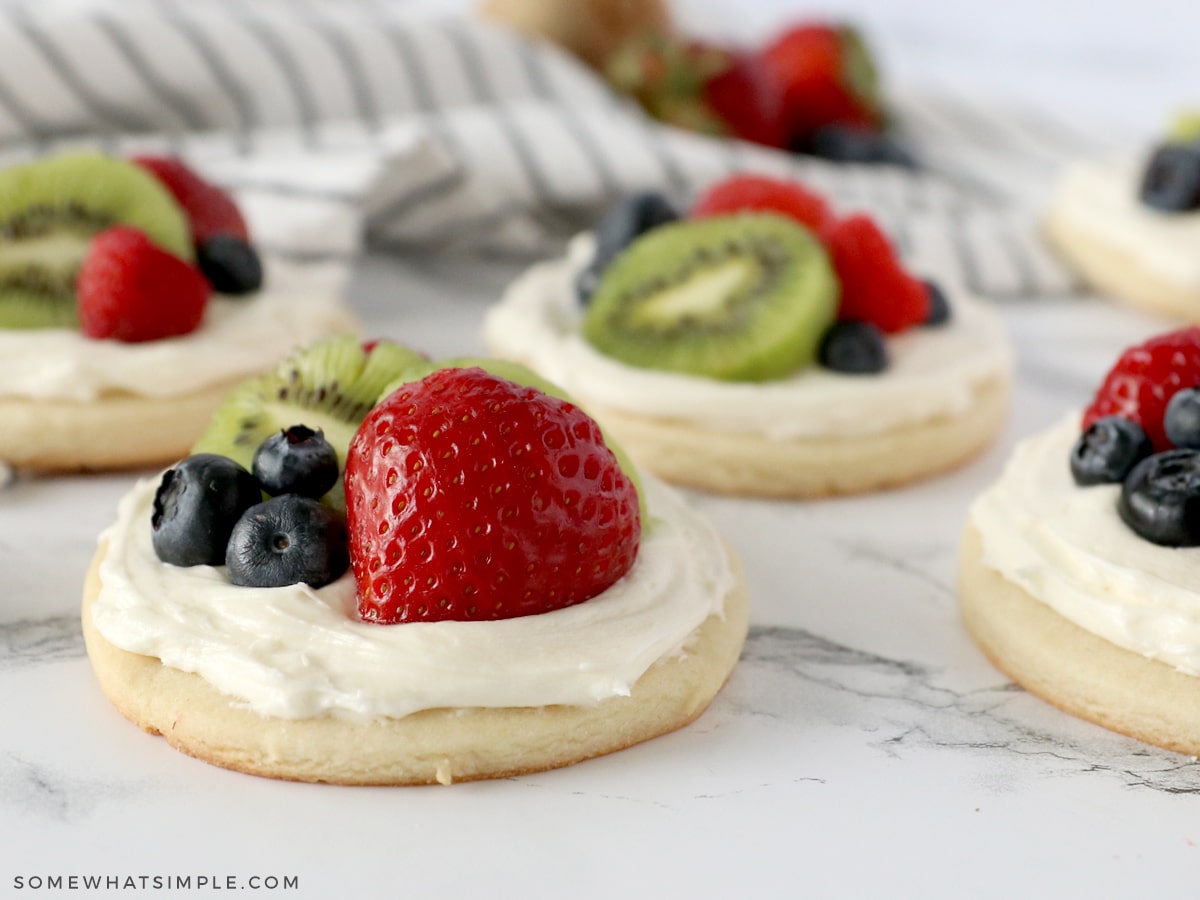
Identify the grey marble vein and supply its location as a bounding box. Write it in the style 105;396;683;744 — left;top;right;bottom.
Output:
736;625;1200;795
0;614;84;671
0;752;138;824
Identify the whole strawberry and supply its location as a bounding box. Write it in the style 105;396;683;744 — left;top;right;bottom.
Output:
1083;327;1200;452
345;368;641;624
77;227;210;342
759;23;882;143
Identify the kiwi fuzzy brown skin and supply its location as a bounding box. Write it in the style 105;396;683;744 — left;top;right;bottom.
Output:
0;153;193;329
191;337;427;509
582;213;838;382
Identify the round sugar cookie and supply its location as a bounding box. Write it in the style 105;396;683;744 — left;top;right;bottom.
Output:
1044;207;1200;321
958;523;1200;756
0;378;246;471
82;544;750;785
533;374;1010;499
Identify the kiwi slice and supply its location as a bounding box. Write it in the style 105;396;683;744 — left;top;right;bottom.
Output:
0;152;192;329
380;356;649;521
192;336;428;509
582;214;838;382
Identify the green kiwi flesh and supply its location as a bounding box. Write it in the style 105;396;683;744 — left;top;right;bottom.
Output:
0;153;192;329
380;356;649;522
192;336;427;510
582;213;838;381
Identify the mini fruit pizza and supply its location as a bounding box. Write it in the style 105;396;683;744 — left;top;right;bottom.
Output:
83;338;749;784
484;173;1012;497
0;152;356;470
962;325;1200;754
1045;112;1200;320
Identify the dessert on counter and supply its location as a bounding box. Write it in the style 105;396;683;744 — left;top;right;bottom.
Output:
0;152;357;470
84;339;748;784
962;325;1200;754
485;173;1012;497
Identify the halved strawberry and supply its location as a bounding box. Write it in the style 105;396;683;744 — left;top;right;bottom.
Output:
77;227;210;342
823;214;929;334
690;173;833;232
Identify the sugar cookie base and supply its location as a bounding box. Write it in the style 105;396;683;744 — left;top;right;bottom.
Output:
0;378;245;471
1044;207;1200;321
82;544;750;785
958;523;1200;755
577;376;1009;498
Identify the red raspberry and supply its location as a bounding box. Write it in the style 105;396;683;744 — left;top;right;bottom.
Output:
344;368;641;624
822;214;929;333
131;155;249;243
758;23;882;142
1083;327;1200;452
77;227;210;343
690;174;833;233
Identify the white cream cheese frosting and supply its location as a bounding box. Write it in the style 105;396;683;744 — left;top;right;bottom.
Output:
483;236;1012;440
0;258;357;401
91;474;735;721
971;415;1200;675
1051;157;1200;289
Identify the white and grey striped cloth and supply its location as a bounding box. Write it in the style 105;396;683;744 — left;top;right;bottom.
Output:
0;0;1124;299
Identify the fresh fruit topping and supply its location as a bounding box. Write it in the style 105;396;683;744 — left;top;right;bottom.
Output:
196;235;263;296
131;155;249;243
1082;327;1200;452
797;124;915;168
922;279;951;326
576;191;679;305
346;368;641;624
192;336;427;506
702;54;788;148
225;495;349;588
1167;111;1200;145
151;454;262;567
604;33;735;137
1070;417;1153;486
0;152;192;329
252;425;340;499
690;173;833;233
77;227;210;343
1165;388;1200;449
583;214;837;381
1139;143;1200;212
1118;450;1200;546
759;23;882;143
817;320;887;374
823;214;930;334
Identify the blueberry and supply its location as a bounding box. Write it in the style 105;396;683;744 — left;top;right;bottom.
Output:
795;125;917;169
197;235;264;295
576;191;678;305
1165;388;1200;449
253;425;340;499
1139;143;1200;212
817;321;888;374
225;495;349;588
922;279;951;326
151;454;262;566
1069;417;1153;486
1119;449;1200;546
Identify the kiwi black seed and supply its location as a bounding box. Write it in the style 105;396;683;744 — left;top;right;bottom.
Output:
581;214;838;382
0;153;192;329
191;336;427;509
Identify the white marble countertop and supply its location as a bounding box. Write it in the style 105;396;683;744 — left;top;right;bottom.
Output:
3;250;1199;899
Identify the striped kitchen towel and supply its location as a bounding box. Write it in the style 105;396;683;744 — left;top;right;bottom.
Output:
0;0;1123;300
